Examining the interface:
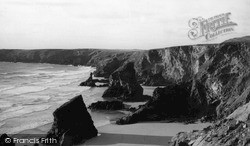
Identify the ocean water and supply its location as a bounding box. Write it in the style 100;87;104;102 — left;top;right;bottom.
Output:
0;62;123;134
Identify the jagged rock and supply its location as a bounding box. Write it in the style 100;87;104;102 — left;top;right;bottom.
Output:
142;71;167;86
194;39;250;119
88;100;125;110
171;37;250;146
46;95;98;145
116;82;207;124
227;101;250;122
79;73;96;87
102;62;144;101
0;37;248;87
171;119;250;146
0;43;216;86
79;72;109;87
0;134;15;146
93;57;125;78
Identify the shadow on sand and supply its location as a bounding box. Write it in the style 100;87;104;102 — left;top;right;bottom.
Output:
84;132;172;146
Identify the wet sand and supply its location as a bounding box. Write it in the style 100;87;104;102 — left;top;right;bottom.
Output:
83;122;210;146
17;121;210;146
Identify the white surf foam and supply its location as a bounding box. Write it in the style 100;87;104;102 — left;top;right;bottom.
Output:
0;105;51;121
0;62;97;134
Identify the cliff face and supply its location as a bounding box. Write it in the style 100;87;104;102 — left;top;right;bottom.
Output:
171;119;250;146
102;62;144;101
0;45;215;84
194;41;250;119
1;37;250;118
171;36;250;146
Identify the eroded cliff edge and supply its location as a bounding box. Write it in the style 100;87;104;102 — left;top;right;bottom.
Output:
170;37;250;146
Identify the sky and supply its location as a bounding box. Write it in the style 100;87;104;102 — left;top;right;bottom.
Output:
0;0;249;49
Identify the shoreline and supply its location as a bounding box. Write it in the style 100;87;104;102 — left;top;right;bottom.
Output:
82;122;211;146
15;120;211;146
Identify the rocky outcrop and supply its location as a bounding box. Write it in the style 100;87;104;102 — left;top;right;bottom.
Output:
171;37;250;145
79;73;96;87
0;38;248;87
171;119;250;146
79;72;109;87
46;95;97;145
102;62;145;101
116;82;208;124
193;39;250;119
117;36;250;125
0;45;215;85
88;100;125;110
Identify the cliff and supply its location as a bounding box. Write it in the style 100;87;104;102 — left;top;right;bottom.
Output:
170;36;250;146
102;62;145;101
0;45;216;85
1;38;250;118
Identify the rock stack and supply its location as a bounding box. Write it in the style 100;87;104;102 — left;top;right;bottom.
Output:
46;95;98;145
102;62;144;101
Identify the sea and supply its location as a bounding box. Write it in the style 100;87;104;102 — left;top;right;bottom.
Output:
0;62;125;134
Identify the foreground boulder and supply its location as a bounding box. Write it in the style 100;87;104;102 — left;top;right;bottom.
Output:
102;62;144;101
88;100;125;110
46;95;98;145
116;82;207;124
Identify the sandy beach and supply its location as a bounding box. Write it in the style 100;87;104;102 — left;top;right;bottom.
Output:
12;85;211;146
17;120;210;146
83;122;210;146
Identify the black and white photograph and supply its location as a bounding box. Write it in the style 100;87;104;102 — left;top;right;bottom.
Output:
0;0;250;145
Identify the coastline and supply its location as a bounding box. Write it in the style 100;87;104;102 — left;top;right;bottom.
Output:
83;122;210;146
12;86;156;134
14;85;211;146
16;121;211;146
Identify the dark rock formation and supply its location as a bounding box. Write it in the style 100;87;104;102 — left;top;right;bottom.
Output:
192;38;250;119
79;72;109;87
0;44;217;86
142;71;167;86
171;119;250;146
0;38;248;87
170;37;250;145
88;100;125;110
46;95;97;145
116;82;208;124
79;72;96;87
102;62;145;101
0;134;15;146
